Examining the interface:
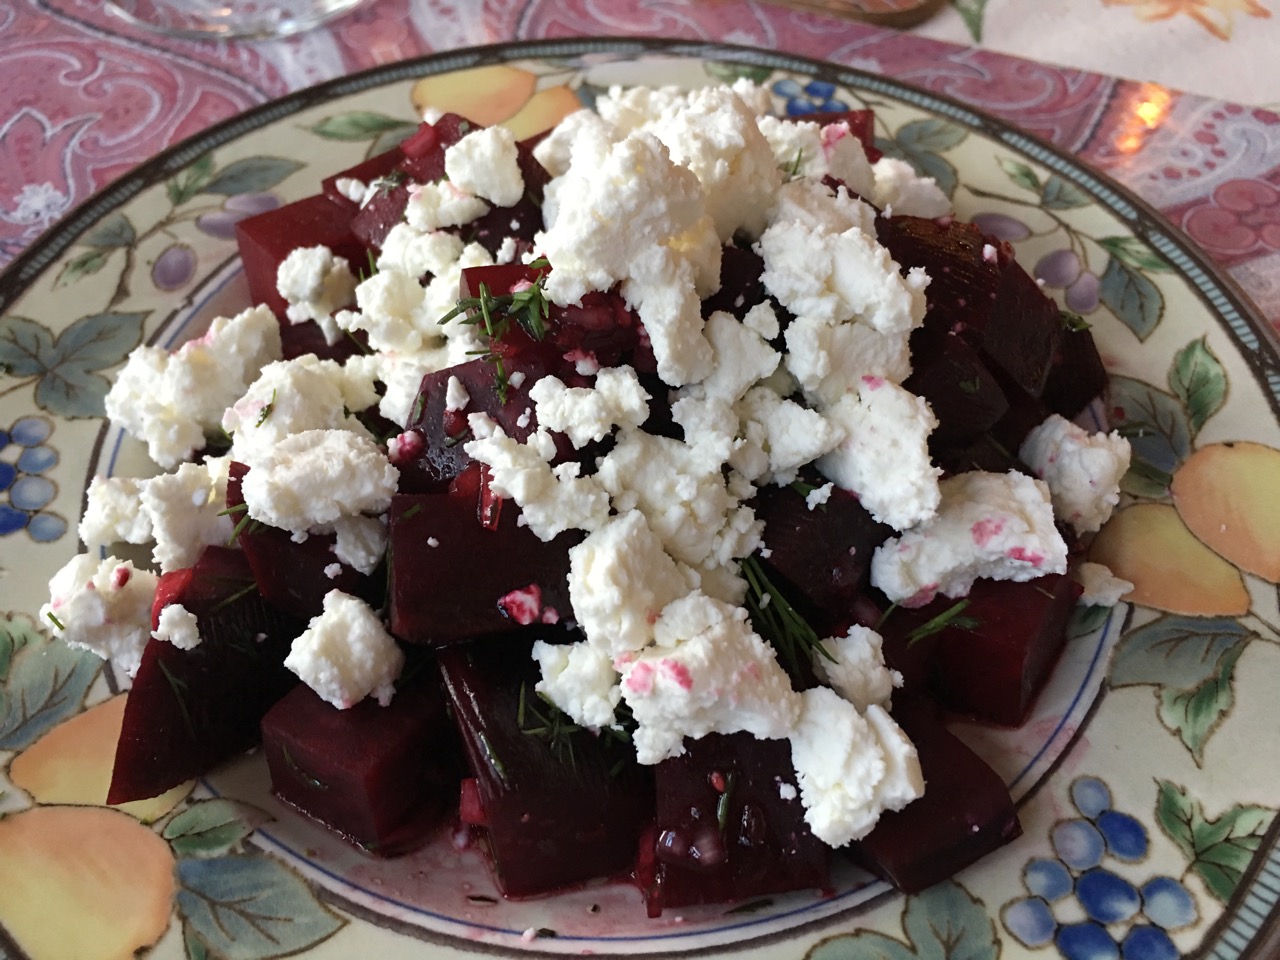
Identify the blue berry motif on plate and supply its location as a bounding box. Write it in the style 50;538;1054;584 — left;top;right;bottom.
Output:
1002;776;1197;960
0;415;66;541
770;78;849;115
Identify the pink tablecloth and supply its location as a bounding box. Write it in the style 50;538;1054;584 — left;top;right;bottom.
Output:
2;0;1279;337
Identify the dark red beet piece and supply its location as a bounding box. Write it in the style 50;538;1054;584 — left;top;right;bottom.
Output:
235;193;365;322
701;244;769;320
108;546;302;804
847;696;1020;892
261;660;462;856
1041;324;1110;420
983;255;1065;398
637;732;829;918
904;325;1009;459
437;636;654;897
225;462;382;620
753;475;892;635
881;573;1081;726
387;483;578;646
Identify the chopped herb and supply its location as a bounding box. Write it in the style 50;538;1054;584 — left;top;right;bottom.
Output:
157;658;197;742
789;480;817;498
46;611;65;631
958;376;983;396
211;581;258;613
371;168;407;196
741;555;834;683
875;601;900;631
715;771;738;832
906;599;978;645
785;148;805;179
254;389;277;428
227;509;262;546
442;428;472;448
283;744;329;790
218;502;249;517
518;682;583;771
400;502;424;520
438;272;552;404
1061;309;1091;331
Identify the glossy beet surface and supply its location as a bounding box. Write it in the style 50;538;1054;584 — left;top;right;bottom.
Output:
438;636;654;897
108;546;302;804
637;732;830;918
261;660;461;857
849;696;1021;892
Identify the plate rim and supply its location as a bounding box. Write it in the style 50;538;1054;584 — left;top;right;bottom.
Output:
2;34;1278;958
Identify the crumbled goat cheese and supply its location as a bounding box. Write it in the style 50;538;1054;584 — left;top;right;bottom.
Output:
872;156;953;219
532;108;617;178
622;593;800;765
1076;561;1134;607
444;125;525;207
620;245;714;386
567;510;698;658
806;482;834;511
789;687;924;846
332;514;388;576
463;418;611;541
757;219;929;334
377;223;466;279
689;311;780;404
223;355;374;468
240;430;398;535
735;386;843;484
138;459;234;572
818;378;941;531
104;304;282;469
784;313;913;407
532;639;622;729
40;555;159;678
403;179;489;231
153;603;201;650
741;300;780;340
79;475;151;547
757;116;876;200
1019;414;1132;534
276;245;358;345
284;590;405;709
871;470;1069;605
444;374;470;413
767;178;878;237
813;624;902;711
529;366;650;448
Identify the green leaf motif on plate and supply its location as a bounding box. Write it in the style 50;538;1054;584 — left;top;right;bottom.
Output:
1169;336;1227;435
1157;641;1244;764
163;798;274;858
806;880;998;960
951;0;989;41
1068;602;1114;640
1110;374;1192;491
54;248;110;286
878;119;966;198
705;60;773;85
168;154;216;207
1155;780;1276;903
307;111;419;142
0;614;102;751
200;157;306;197
82;211;138;249
998;157;1041;194
1040;174;1092;210
1099;255;1164;340
1098;234;1172;272
177;855;345;960
1109;615;1252;689
0;311;146;418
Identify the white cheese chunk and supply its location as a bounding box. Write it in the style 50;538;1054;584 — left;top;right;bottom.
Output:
276;245;357;345
871;470;1070;605
813;624;902;711
284;590;404;709
444;125;524;207
532;639;621;729
1076;561;1134;607
872;156;953;219
40;555;159;678
403;179;489;231
529;366;650;448
1019;414;1131;534
153;603;201;650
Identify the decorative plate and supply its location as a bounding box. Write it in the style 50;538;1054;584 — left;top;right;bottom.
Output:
1;38;1278;960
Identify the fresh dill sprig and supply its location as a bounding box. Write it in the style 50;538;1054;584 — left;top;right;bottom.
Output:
1061;309;1091;332
437;270;552;403
518;681;583;771
255;388;277;428
741;555;834;683
370;168;407;197
715;771;738;832
46;611;65;631
906;599;978;645
785;148;805;179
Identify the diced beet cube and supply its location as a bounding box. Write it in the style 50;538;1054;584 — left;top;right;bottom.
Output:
982;256;1065;398
1042;323;1109;420
791;108;882;163
753;476;892;634
224;462;382;620
235;193;366;321
549;291;642;374
261;662;461;856
387;487;578;646
108;546;303;804
437;636;653;897
398;113;475;184
279;319;368;364
904;325;1008;459
321;146;405;209
637;732;829;918
847;696;1020;892
350;180;411;252
881;574;1081;726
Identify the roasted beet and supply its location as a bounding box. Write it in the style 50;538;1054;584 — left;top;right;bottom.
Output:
1041;323;1110;420
235;193;366;321
905;324;1009;458
225;462;382;620
881;573;1081;726
387;481;578;647
261;660;461;856
321;146;404;210
847;696;1020;892
701;244;769;320
108;546;302;804
438;636;653;897
637;732;829;917
753;475;892;634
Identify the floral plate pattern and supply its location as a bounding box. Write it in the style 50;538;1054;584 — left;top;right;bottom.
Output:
1;38;1278;960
